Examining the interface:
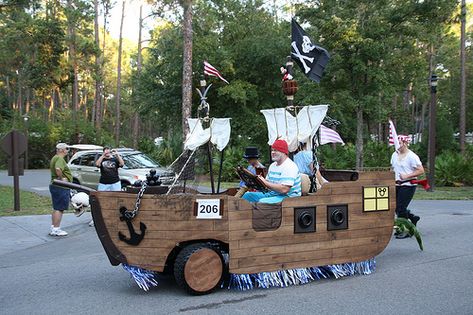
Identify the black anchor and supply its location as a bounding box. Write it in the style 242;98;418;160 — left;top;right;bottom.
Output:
118;207;146;246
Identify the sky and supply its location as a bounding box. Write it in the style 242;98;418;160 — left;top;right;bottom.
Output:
107;0;473;43
106;0;294;42
106;0;154;42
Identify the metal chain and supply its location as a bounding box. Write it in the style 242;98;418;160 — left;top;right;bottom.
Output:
311;134;319;193
123;182;147;220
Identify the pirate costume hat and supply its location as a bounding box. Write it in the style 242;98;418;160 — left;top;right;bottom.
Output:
243;147;260;159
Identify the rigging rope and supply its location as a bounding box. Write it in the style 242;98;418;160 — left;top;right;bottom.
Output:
166;149;196;195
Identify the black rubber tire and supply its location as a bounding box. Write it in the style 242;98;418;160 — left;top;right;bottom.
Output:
173;243;226;295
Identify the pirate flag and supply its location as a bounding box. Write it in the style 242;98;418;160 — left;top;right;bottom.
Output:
291;19;330;83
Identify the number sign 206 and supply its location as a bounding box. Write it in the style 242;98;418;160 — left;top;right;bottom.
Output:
195;199;222;219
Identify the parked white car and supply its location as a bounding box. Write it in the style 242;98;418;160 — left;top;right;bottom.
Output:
68;148;175;189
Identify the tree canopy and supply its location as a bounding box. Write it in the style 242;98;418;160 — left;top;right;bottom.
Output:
0;0;472;172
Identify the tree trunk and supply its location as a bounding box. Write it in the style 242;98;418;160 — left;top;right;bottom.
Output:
427;44;434;166
98;1;110;142
377;93;383;143
16;71;22;113
49;89;55;120
420;101;427;142
181;0;193;140
6;76;12;108
55;87;62;110
132;5;143;149
355;104;363;170
25;88;30;113
115;0;125;146
67;0;79;135
406;82;413;127
391;94;398;124
459;0;466;153
132;113;139;148
412;94;417;137
378;122;383;143
93;0;103;140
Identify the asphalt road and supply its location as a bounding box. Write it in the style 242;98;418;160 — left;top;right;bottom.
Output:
1;200;472;314
0;169;52;196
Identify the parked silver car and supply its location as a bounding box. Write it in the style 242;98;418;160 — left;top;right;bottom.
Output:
68;148;175;189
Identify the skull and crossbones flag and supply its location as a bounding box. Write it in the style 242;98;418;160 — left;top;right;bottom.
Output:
291;19;330;83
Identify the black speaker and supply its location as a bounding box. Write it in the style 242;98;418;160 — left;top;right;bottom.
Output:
327;204;348;231
294;207;316;233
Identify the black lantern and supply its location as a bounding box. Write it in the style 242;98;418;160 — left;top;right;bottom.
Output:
430;74;438;93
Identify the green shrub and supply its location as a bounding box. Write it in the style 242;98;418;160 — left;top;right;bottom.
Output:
138;135;183;167
435;150;473;186
363;141;391;168
318;143;356;169
218;146;247;182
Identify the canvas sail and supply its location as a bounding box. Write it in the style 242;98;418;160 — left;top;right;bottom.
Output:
260;105;329;152
184;118;231;151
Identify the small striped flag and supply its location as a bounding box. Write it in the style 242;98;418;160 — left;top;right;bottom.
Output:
388;120;412;150
388;119;400;150
319;125;345;145
204;61;229;84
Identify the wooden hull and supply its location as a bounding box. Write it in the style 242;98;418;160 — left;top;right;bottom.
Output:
90;171;395;275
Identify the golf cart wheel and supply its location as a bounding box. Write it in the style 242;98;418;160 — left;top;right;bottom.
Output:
174;243;224;295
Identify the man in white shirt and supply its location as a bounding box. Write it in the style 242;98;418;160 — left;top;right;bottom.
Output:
242;139;301;204
390;136;424;238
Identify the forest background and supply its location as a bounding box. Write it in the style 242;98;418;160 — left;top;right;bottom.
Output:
0;0;472;186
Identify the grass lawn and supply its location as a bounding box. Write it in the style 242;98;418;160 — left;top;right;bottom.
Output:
413;186;473;200
194;181;239;189
0;186;53;216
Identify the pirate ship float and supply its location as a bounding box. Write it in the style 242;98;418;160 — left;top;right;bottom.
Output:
86;96;395;294
60;20;396;295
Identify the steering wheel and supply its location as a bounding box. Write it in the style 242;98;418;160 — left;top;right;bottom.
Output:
236;166;268;192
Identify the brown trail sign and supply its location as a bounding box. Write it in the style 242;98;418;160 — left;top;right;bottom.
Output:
1;130;27;211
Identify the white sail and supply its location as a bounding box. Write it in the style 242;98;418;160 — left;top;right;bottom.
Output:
260;105;328;152
261;108;298;151
184;118;231;151
210;118;231;151
184;118;211;151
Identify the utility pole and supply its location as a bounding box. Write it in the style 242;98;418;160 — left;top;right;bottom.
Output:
459;0;467;154
428;74;438;192
115;0;125;146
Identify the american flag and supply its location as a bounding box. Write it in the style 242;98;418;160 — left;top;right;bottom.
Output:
388;120;412;150
388;119;400;150
204;61;229;84
319;125;345;145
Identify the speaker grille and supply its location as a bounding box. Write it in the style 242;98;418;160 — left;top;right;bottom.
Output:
327;204;348;231
294;207;316;233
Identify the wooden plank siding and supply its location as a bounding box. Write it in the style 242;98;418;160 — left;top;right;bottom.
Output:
227;172;395;274
91;171;395;275
96;193;232;272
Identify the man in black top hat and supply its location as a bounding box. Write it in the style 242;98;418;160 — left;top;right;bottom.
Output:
239;147;266;188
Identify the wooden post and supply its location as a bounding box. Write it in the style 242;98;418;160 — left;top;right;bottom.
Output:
12;132;20;211
459;0;466;153
286;56;294;107
428;75;437;192
216;149;225;193
207;143;215;194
